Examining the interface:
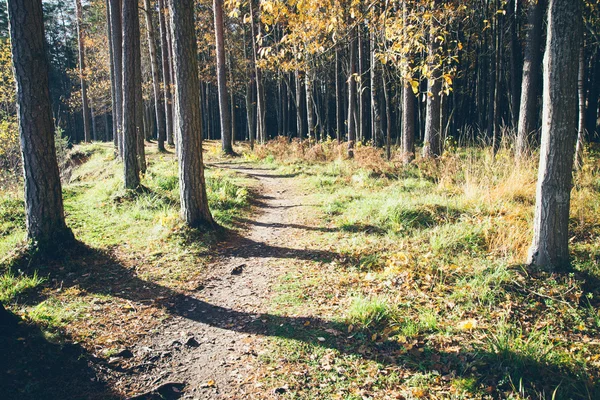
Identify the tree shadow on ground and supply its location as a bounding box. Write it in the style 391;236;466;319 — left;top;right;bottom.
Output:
0;307;120;400
5;240;597;399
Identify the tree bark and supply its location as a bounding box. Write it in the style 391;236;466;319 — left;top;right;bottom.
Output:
335;46;343;144
169;0;214;228
347;27;357;158
213;0;234;154
122;0;140;188
75;0;92;143
108;0;123;158
134;4;146;174
144;0;166;152
370;24;382;148
516;0;545;159
249;0;265;144
305;71;315;141
7;0;73;248
423;33;442;158
402;82;415;164
295;69;304;142
158;0;174;147
528;0;581;270
575;44;585;169
106;0;118;148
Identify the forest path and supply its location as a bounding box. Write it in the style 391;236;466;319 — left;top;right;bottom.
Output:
126;163;313;399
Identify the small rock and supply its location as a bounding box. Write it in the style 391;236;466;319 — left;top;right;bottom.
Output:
230;264;246;275
185;337;200;347
273;386;288;395
115;349;134;358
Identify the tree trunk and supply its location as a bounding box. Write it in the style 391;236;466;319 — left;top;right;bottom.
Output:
528;0;581;270
144;0;166;152
585;51;600;140
122;0;140;188
575;45;585;169
516;0;544;159
335;46;343;144
169;0;214;228
305;71;315;141
370;25;382;148
108;0;123;158
134;6;146;174
213;0;234;154
295;69;304;141
75;0;92;143
383;67;392;160
7;0;73;248
158;0;174;147
347;27;357;158
423;33;442;158
229;51;236;145
402;82;415;164
249;0;265;144
106;0;118;149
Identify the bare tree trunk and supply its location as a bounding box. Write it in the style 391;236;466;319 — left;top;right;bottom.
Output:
402;82;415;164
108;0;123;158
528;0;581;270
134;6;146;174
370;24;382;148
295;69;304;142
213;0;234;154
122;0;140;188
169;0;214;228
575;44;585;169
75;0;92;143
335;46;343;144
423;31;442;158
106;0;118;149
383;68;392;160
229;52;236;145
516;0;544;159
158;0;174;147
7;0;73;248
305;71;315;141
249;0;265;144
144;0;166;152
347;27;357;158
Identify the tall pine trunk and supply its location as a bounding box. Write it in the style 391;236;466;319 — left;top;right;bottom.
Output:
423;32;442;158
75;0;92;143
144;0;166;152
8;0;73;248
213;0;234;154
528;0;581;270
158;0;174;147
122;0;140;188
516;0;544;159
108;0;123;158
169;0;214;228
347;27;357;158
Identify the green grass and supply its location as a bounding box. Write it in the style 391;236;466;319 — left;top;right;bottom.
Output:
0;270;45;303
346;295;391;329
27;297;89;331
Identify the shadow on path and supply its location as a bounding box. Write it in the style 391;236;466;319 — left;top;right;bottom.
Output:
4;239;596;399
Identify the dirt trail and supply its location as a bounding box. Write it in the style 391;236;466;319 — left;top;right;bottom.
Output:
124;164;310;399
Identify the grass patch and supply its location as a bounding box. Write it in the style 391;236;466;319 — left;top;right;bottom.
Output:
0;270;45;303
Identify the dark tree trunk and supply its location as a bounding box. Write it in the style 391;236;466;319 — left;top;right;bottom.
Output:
106;0;118;149
134;5;146;174
383;68;392;160
295;69;304;141
585;51;600;140
335;46;343;144
347;27;357;158
516;0;545;158
370;24;382;148
402;82;415;164
249;0;265;144
158;0;174;147
169;0;214;228
144;0;166;152
75;0;92;143
122;0;140;188
528;0;582;270
213;0;234;154
108;0;123;158
7;0;73;248
423;31;442;158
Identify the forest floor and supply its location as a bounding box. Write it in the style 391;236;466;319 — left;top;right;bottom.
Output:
1;140;600;399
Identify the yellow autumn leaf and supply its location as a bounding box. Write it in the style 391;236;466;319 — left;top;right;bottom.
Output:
457;319;477;330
